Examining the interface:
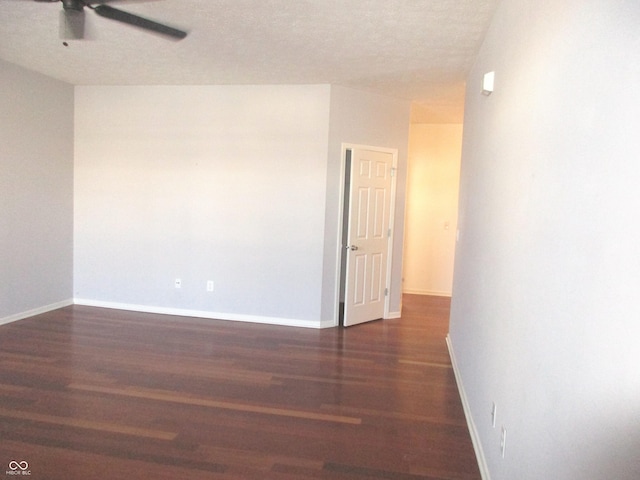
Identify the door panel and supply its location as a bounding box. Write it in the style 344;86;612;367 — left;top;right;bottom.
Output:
356;188;369;238
370;252;383;302
343;147;394;327
373;188;386;238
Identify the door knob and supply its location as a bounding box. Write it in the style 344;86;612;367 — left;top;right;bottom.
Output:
346;245;359;251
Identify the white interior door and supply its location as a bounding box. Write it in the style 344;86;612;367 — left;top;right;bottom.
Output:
343;147;394;327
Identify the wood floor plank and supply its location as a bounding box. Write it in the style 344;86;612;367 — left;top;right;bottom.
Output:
398;359;452;368
67;383;362;425
0;406;177;440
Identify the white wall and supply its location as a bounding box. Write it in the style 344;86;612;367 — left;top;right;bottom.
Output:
75;84;410;327
403;124;462;296
449;1;640;479
74;85;331;327
0;59;74;323
321;85;411;320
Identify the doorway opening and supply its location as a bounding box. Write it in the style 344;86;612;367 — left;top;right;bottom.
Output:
338;149;352;326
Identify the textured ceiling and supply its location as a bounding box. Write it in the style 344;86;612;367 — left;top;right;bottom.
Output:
0;0;500;123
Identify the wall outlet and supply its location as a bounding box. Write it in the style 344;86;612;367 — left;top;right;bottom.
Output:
175;278;181;289
491;402;497;428
206;280;214;292
500;426;507;458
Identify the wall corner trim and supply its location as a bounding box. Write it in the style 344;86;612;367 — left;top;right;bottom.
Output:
0;299;74;327
446;334;492;480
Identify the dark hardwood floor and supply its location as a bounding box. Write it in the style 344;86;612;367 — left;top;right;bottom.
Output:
0;294;480;479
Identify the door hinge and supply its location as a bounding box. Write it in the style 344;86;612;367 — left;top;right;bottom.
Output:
387;228;392;238
384;288;389;296
391;168;396;177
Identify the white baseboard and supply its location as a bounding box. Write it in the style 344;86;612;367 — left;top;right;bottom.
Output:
73;298;333;329
403;288;452;297
446;334;491;480
386;310;402;319
0;299;74;327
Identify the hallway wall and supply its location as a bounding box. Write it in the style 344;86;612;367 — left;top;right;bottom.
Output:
403;124;462;296
449;1;640;478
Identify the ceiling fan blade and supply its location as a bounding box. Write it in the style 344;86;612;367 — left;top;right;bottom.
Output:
93;4;187;39
59;8;85;39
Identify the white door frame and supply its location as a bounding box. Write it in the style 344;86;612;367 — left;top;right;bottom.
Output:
334;143;399;326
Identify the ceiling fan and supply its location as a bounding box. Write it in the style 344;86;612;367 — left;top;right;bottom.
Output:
29;0;188;40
